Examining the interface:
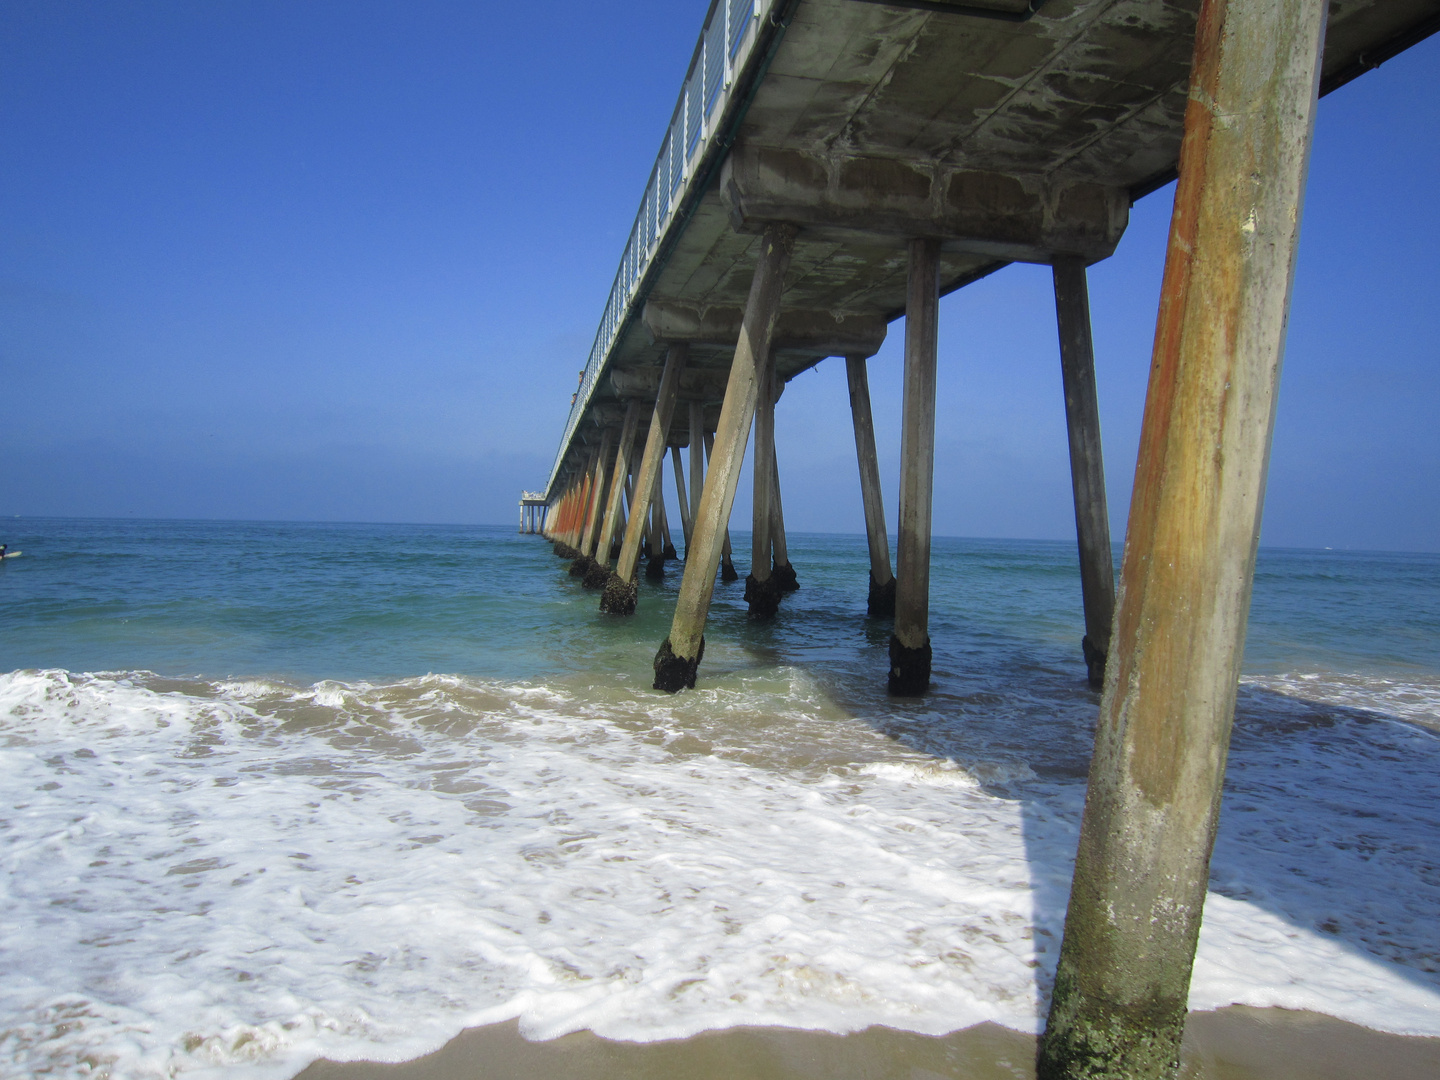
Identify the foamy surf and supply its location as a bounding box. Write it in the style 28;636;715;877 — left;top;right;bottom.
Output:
2;666;1439;1079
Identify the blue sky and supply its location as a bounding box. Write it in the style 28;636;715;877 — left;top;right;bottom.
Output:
2;1;1436;551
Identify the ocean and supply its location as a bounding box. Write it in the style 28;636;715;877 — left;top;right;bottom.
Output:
2;518;1438;1078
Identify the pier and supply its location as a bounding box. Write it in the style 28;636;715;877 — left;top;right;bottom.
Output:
526;1;1438;1076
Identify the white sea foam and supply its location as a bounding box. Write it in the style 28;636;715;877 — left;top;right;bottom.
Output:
1;667;1438;1078
1243;668;1440;731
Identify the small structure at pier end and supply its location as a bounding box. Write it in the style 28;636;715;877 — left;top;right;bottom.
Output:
517;492;547;535
524;1;1439;1077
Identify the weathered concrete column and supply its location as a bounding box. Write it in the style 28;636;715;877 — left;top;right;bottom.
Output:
586;402;640;589
580;430;615;558
570;472;588;552
567;472;584;552
1053;256;1117;688
769;447;798;593
1038;0;1326;1075
671;446;692;554
659;483;673;561
547;486;562;545
846;355;895;617
645;469;667;579
688;402;705;550
603;343;689;614
655;223;796;690
570;443;609;577
553;475;582;558
566;465;588;551
703;430;740;582
889;237;940;695
618;447;641;559
745;342;781;619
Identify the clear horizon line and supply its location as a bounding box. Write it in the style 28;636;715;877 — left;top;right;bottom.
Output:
3;514;1434;557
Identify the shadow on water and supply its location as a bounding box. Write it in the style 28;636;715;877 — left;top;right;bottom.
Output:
614;531;1440;1016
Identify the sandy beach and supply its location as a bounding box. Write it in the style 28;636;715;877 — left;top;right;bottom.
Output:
296;1008;1440;1080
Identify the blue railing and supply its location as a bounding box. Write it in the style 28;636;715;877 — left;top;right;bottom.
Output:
543;0;768;498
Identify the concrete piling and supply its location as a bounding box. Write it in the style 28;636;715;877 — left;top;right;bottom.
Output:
568;464;589;553
552;473;584;559
587;401;640;589
603;343;689;614
1053;256;1117;688
846;355;896;617
745;339;781;620
569;445;606;577
626;448;641;557
610;458;631;563
646;469;667;580
548;483;564;546
671;445;692;554
580;430;615;558
703;430;740;582
658;485;677;561
769;447;798;593
689;402;705;557
889;237;940;695
1038;0;1327;1074
655;223;796;691
567;466;584;553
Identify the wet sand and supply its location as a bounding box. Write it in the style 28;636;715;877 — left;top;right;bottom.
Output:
295;1007;1440;1080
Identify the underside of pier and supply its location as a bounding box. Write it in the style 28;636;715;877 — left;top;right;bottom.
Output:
545;0;1438;495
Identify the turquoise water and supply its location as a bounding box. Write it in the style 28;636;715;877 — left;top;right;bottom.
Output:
2;518;1438;1079
6;518;1435;686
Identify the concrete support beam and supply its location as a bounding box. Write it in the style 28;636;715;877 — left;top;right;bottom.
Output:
671;446;692;554
557;472;587;559
646;469;667;579
620;448;640;558
551;479;569;551
604;343;689;614
570;461;589;551
704;429;740;582
659;492;677;560
745;342;781;619
655;223;796;691
570;464;589;550
582;430;615;558
552;486;567;546
587;401;640;589
689;402;705;539
569;442;610;577
1053;256;1117;688
769;447;798;592
721;144;1129;263
846;355;895;617
1038;0;1327;1074
890;237;940;696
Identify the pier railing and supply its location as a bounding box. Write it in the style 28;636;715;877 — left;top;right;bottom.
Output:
542;0;774;499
